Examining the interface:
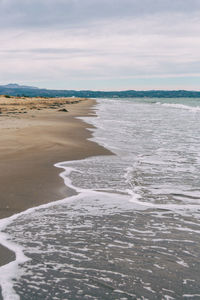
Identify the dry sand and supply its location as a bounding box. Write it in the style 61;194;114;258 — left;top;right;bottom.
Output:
0;96;112;267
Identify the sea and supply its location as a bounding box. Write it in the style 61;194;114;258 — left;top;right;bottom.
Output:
0;97;200;300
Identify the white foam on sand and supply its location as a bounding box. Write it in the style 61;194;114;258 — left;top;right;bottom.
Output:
0;159;139;299
0;162;81;299
0;230;28;300
1;157;199;298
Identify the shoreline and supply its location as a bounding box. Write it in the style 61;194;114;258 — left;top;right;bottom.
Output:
0;98;112;269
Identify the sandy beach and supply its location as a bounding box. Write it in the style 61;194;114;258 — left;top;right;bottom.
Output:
0;96;112;268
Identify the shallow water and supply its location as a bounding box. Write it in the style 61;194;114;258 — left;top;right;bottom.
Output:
1;98;200;299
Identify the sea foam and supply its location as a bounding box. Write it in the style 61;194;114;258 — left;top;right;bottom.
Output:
0;163;80;299
157;102;200;112
0;159;140;299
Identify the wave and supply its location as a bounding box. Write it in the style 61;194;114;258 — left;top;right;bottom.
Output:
157;102;200;112
0;159;139;300
1;158;200;299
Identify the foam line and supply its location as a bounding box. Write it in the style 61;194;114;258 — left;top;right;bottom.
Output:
0;159;133;299
0;162;82;299
157;102;200;112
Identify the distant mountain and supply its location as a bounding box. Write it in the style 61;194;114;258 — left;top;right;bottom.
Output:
0;84;200;98
1;83;38;89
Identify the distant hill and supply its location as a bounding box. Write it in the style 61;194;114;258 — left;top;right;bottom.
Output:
0;84;200;98
1;83;39;90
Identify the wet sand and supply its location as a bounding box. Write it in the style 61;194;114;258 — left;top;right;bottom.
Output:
0;97;112;267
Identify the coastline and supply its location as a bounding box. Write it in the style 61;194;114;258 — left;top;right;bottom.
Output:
0;98;112;269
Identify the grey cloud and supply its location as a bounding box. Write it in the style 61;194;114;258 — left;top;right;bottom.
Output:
1;0;200;29
1;0;200;89
0;48;91;54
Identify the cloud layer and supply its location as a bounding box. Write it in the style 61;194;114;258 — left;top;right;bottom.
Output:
1;0;200;89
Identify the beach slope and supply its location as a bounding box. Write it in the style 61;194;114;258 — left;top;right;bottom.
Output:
0;96;112;267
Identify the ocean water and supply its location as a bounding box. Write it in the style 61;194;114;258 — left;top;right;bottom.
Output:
1;98;200;300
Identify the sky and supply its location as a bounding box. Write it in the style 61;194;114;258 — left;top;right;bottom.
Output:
0;0;200;90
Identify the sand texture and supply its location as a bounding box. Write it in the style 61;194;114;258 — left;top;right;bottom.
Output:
0;96;112;268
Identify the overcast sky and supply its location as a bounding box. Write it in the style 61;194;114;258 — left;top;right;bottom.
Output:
1;0;200;90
